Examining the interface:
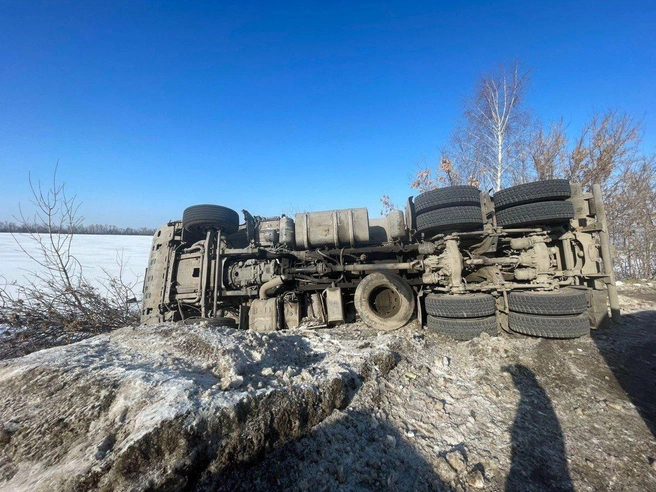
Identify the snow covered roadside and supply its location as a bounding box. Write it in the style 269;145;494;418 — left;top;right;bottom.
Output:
0;323;397;491
0;233;152;297
0;279;654;491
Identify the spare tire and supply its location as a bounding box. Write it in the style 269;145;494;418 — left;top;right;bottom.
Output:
183;204;240;238
508;289;588;315
493;179;571;211
354;272;415;331
414;186;481;215
496;201;574;228
416;206;484;234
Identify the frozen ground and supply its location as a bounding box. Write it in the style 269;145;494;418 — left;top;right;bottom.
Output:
218;284;656;491
0;233;151;296
0;281;655;491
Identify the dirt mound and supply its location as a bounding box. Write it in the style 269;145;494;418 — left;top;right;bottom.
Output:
219;287;656;491
0;323;397;491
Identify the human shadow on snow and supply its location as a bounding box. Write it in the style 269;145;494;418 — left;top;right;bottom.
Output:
504;364;574;492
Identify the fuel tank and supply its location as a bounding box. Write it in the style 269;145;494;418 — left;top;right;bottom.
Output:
295;208;370;249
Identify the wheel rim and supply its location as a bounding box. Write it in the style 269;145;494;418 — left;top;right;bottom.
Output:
369;286;401;319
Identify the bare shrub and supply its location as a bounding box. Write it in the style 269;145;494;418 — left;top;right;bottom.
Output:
0;167;141;332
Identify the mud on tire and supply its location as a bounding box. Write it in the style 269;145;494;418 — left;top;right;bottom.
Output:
425;293;495;318
508;289;588;316
508;312;590;339
426;315;498;340
354;272;415;331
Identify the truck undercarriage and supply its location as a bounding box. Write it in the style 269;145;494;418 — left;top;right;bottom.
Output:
141;179;619;339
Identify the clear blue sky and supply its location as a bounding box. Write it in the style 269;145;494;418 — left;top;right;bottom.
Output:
1;1;654;228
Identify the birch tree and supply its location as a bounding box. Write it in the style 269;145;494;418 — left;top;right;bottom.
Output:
458;61;532;191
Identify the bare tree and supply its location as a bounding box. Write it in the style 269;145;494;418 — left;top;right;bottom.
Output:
409;154;464;194
567;110;654;279
1;167;141;331
567;110;641;188
13;167;90;319
410;61;533;192
456;61;533;191
605;157;656;278
529;119;568;180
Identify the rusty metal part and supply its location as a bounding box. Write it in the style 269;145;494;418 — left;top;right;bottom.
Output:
249;298;278;332
258;276;287;300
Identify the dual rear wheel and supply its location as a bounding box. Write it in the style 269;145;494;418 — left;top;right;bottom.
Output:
493;179;574;227
414;186;484;235
412;179;575;233
507;289;589;338
424;289;590;340
425;293;498;340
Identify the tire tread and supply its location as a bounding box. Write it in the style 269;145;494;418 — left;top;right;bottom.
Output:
496;201;574;227
508;312;589;338
425;293;495;318
183;204;240;236
508;289;588;315
415;186;481;215
426;315;498;340
493;180;571;210
416;206;483;233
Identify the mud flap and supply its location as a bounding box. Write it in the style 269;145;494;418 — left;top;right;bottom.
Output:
587;289;610;330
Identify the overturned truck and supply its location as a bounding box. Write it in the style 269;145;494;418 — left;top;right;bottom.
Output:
141;179;620;339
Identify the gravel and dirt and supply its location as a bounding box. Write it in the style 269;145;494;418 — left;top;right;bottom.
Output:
1;283;655;491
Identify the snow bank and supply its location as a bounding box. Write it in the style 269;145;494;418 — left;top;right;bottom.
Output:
0;323;396;491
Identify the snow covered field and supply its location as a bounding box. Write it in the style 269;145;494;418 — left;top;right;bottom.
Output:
0;233;152;296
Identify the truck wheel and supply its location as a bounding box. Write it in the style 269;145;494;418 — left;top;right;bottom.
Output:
496;201;574;227
354;272;415;331
183;204;240;238
508;289;588;315
493;179;571;211
425;293;495;318
414;186;481;214
416;206;484;234
508;312;590;338
426;315;498;340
